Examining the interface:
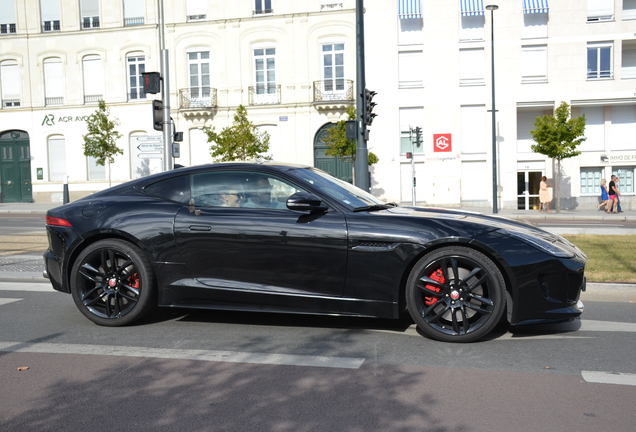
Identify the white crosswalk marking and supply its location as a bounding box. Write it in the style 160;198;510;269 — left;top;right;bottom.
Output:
582;371;636;386
0;298;21;306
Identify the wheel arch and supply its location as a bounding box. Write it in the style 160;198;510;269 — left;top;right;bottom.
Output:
397;237;516;318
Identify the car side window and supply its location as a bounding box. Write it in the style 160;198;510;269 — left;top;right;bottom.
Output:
191;171;305;209
144;175;191;204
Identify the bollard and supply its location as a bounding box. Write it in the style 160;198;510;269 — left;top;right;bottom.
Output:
63;176;69;204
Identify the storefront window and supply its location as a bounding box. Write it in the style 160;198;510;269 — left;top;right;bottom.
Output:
613;168;634;194
580;168;603;195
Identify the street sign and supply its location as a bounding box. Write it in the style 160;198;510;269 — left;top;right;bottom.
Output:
137;142;164;152
137;153;164;159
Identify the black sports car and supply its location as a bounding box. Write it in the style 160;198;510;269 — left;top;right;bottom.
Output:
44;162;586;342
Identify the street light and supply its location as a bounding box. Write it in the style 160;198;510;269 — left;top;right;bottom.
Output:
486;4;498;214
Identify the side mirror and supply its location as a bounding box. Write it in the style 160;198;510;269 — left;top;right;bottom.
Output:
286;192;328;212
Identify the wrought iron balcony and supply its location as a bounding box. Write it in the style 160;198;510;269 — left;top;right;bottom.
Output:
84;94;102;104
248;85;281;105
313;79;354;102
179;87;217;109
2;99;20;108
45;97;64;106
124;17;145;26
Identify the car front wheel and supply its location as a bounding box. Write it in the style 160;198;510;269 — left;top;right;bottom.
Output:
406;246;505;343
70;239;156;326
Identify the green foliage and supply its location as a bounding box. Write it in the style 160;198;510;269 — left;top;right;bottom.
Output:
204;105;272;162
530;101;586;161
82;100;124;167
325;106;379;166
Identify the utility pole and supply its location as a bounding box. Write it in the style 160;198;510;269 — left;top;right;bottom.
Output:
355;0;369;191
158;0;172;171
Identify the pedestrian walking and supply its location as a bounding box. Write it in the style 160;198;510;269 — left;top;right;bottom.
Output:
539;176;552;212
608;175;621;213
598;179;609;211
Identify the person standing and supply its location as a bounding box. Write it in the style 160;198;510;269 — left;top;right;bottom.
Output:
539;176;552;212
615;176;623;213
608;175;620;213
598;179;609;211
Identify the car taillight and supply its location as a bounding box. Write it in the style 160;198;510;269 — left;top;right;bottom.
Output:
46;216;73;227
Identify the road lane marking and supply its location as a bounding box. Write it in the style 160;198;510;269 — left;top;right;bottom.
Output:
582;371;636;386
0;341;365;369
580;320;636;332
0;298;21;306
0;282;55;292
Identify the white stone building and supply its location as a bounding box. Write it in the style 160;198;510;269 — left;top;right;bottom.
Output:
0;0;635;211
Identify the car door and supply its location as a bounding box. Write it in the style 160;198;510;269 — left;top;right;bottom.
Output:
173;170;348;304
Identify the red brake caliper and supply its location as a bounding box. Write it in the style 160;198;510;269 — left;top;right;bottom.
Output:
424;268;445;306
128;273;140;290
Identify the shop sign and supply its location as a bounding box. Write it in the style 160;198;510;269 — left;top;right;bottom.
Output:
41;113;93;126
433;134;452;152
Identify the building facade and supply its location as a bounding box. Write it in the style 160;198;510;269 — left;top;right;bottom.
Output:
0;0;635;211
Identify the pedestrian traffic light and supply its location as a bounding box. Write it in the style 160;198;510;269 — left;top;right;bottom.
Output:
142;72;161;94
406;152;412;159
152;99;163;131
364;89;377;126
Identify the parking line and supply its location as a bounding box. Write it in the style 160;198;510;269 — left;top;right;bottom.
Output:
582;371;636;386
0;341;366;369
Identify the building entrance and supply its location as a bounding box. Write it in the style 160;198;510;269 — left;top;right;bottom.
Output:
516;162;545;210
0;130;33;203
313;123;352;184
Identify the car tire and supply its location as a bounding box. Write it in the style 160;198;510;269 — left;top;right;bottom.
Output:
70;239;156;326
406;246;505;343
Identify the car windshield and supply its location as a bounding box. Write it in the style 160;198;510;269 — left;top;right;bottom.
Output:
289;167;386;210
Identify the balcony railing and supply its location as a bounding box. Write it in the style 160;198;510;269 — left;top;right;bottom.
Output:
0;23;16;35
128;90;147;101
124;17;145;26
248;84;281;105
2;99;20;108
253;9;274;16
187;14;206;21
42;20;60;32
84;94;102;104
179;87;217;109
313;79;354;102
45;97;64;106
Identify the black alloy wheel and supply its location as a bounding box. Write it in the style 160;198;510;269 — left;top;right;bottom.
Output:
70;239;156;326
406;246;505;343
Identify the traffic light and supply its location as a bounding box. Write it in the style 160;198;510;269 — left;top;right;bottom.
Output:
414;126;422;147
142;72;161;94
152;99;163;131
364;89;377;126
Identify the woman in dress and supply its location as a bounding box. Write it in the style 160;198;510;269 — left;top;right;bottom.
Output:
598;179;609;211
539;176;551;212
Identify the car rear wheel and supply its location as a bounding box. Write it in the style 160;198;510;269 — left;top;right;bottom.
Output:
70;239;156;326
406;246;505;343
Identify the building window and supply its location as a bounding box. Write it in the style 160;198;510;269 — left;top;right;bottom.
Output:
460;15;484;42
41;0;61;32
48;136;66;182
398;0;423;45
254;0;273;15
186;0;206;21
613;168;635;194
625;0;636;20
398;51;423;88
127;55;145;100
459;48;485;86
580;168;603;195
87;156;106;180
611;105;636;151
322;43;345;97
622;40;636;79
521;45;547;83
0;0;16;34
517;109;547;153
587;0;614;21
188;51;211;105
1;60;21;108
461;105;486;154
124;0;144;26
578;106;605;151
82;55;104;104
587;42;613;79
253;47;277;104
522;0;549;40
44;58;64;106
80;0;100;29
399;107;424;155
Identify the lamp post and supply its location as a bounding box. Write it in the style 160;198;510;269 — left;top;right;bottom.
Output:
486;4;498;214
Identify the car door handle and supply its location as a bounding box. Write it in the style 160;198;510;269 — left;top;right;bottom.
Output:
189;225;212;231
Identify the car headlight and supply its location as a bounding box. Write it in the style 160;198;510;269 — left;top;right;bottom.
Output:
499;229;575;258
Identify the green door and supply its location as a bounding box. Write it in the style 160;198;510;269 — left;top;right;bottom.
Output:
313;123;353;184
0;130;33;203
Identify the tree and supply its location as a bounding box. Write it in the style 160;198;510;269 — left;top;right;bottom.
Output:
530;101;586;213
82;100;124;187
325;106;379;184
204;105;271;162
